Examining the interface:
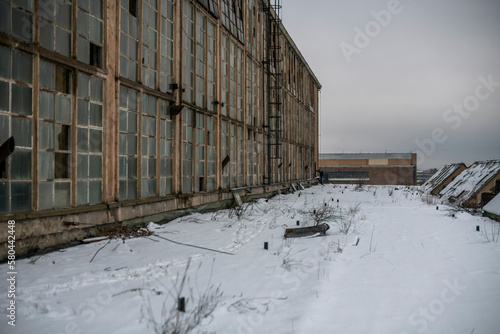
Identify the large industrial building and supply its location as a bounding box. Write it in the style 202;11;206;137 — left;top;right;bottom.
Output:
0;0;321;258
319;153;417;185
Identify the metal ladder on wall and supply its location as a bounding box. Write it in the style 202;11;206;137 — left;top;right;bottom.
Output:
262;0;283;185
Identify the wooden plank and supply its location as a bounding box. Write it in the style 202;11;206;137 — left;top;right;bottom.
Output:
284;223;330;238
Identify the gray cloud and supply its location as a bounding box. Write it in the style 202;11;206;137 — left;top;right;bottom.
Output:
283;0;500;169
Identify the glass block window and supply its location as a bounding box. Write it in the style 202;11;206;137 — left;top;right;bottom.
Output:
206;115;215;191
207;0;219;19
237;125;243;186
119;86;138;200
237;47;243;122
220;0;230;32
182;0;194;104
182;108;194;193
220;34;229;116
39;0;72;57
229;123;236;188
207;21;217;112
0;46;33;213
253;62;261;129
120;0;139;81
229;39;236;119
159;99;173;195
221;120;229;189
77;0;103;68
246;129;252;185
141;93;157;198
38;60;73;210
76;72;103;206
0;0;33;42
160;0;174;93
236;0;244;43
245;56;251;125
195;112;205;192
195;10;206;109
143;0;158;89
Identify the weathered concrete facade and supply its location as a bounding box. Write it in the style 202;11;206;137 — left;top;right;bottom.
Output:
0;0;321;259
319;153;417;185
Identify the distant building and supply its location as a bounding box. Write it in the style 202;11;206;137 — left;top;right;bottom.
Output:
422;163;467;195
318;153;417;185
417;168;438;185
483;193;500;222
439;160;500;208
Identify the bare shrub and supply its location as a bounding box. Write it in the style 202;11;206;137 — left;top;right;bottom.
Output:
422;194;439;205
300;201;341;226
337;203;365;235
141;259;223;334
482;222;500;243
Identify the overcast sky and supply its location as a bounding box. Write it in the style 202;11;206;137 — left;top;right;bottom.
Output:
282;0;500;169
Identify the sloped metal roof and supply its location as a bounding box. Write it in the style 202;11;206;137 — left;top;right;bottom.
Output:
422;163;466;193
439;160;500;206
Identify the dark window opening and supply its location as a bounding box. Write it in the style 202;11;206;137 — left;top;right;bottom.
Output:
0;160;6;179
55;66;72;94
54;153;70;179
199;177;205;192
90;43;102;68
129;0;138;17
495;180;500;194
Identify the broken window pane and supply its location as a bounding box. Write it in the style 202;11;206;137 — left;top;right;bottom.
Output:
55;66;71;94
55;124;70;150
54;153;69;179
12;84;32;115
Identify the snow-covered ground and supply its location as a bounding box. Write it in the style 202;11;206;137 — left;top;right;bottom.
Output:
2;185;500;334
